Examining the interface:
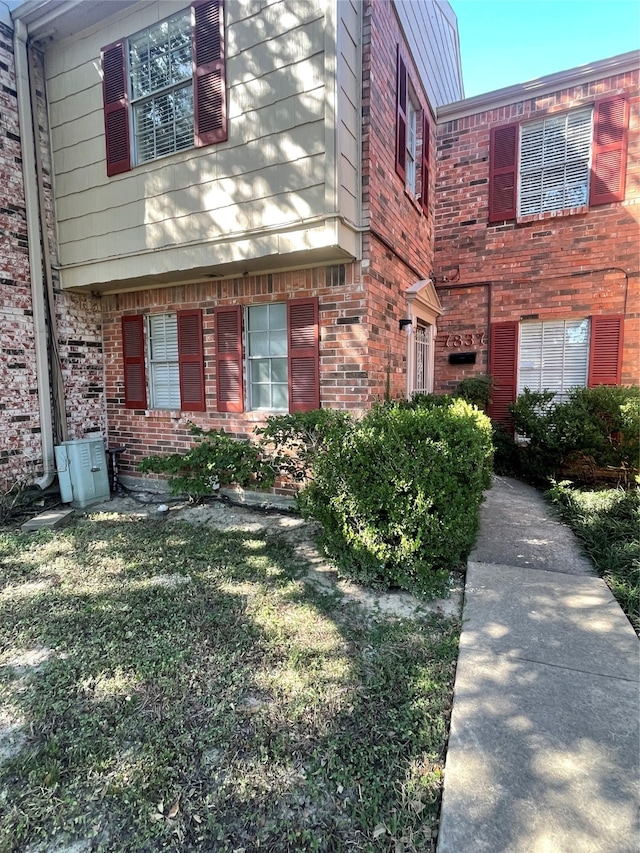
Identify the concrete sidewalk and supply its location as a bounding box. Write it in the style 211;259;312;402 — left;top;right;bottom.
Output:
437;476;639;853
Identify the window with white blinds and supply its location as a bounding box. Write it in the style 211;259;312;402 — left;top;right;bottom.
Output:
129;10;194;164
519;108;593;216
518;319;590;401
406;96;418;194
148;313;180;409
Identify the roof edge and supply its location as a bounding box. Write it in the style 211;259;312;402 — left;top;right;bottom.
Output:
437;50;640;123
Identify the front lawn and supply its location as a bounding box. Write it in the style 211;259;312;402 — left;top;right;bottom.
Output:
0;512;458;852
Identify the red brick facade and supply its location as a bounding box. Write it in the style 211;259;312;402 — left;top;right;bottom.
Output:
360;0;438;401
102;265;373;482
434;69;640;407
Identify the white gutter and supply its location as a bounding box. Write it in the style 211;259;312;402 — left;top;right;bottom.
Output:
13;18;56;488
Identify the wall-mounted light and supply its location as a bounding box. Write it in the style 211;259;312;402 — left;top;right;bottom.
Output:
399;318;413;335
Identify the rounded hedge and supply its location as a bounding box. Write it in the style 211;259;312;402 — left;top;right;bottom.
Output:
298;399;493;597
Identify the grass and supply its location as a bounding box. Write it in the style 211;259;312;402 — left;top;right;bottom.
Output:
547;482;640;633
0;512;459;852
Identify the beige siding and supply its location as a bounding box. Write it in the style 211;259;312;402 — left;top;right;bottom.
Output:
45;0;358;289
336;0;361;226
394;0;463;107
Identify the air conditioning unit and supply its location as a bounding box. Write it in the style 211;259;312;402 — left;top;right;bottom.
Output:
54;438;110;509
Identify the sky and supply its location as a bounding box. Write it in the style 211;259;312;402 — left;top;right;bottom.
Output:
453;0;640;98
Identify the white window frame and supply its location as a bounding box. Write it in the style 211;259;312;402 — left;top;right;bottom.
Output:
518;107;593;217
147;313;180;409
246;304;289;412
406;93;419;195
518;318;590;403
128;9;194;165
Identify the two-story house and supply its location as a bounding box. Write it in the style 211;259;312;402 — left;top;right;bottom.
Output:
4;0;462;489
433;52;639;424
2;0;637;495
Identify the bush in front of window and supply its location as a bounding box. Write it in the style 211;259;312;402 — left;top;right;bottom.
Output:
138;424;275;500
297;399;493;598
508;385;640;482
256;409;352;485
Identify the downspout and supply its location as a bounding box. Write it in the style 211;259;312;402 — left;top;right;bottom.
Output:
28;42;68;446
13;19;56;488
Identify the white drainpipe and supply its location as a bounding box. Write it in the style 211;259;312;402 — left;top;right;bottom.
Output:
13;19;56;489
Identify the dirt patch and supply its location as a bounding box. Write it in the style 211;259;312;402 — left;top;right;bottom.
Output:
90;495;463;620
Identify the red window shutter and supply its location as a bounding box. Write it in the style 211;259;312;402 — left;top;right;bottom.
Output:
177;309;206;411
395;46;407;182
420;111;430;214
588;315;623;386
101;40;131;177
288;298;320;413
590;95;629;206
488;322;518;426
488;124;518;222
122;315;147;409
214;306;243;412
193;0;227;146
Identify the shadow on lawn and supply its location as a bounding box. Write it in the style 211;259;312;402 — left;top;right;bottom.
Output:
0;516;457;853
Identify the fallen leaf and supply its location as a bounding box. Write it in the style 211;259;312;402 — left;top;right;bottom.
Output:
167;797;180;819
373;823;387;839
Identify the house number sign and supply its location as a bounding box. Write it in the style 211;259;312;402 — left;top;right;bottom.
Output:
444;332;486;347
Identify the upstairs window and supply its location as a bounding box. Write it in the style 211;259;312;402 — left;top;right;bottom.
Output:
102;0;226;177
488;95;629;222
129;11;195;164
405;95;418;194
395;46;430;214
519;109;593;216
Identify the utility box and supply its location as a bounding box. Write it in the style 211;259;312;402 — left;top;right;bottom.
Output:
54;438;110;509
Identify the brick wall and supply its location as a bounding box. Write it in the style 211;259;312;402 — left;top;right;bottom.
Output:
361;0;437;401
101;265;375;483
0;22;42;488
434;69;640;394
0;29;105;491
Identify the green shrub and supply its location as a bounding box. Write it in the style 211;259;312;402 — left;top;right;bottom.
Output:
547;481;640;632
298;400;494;597
256;409;351;484
510;385;640;481
455;375;493;411
138;424;275;500
404;392;453;409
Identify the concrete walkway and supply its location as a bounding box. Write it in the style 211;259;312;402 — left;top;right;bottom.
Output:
437;476;639;853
